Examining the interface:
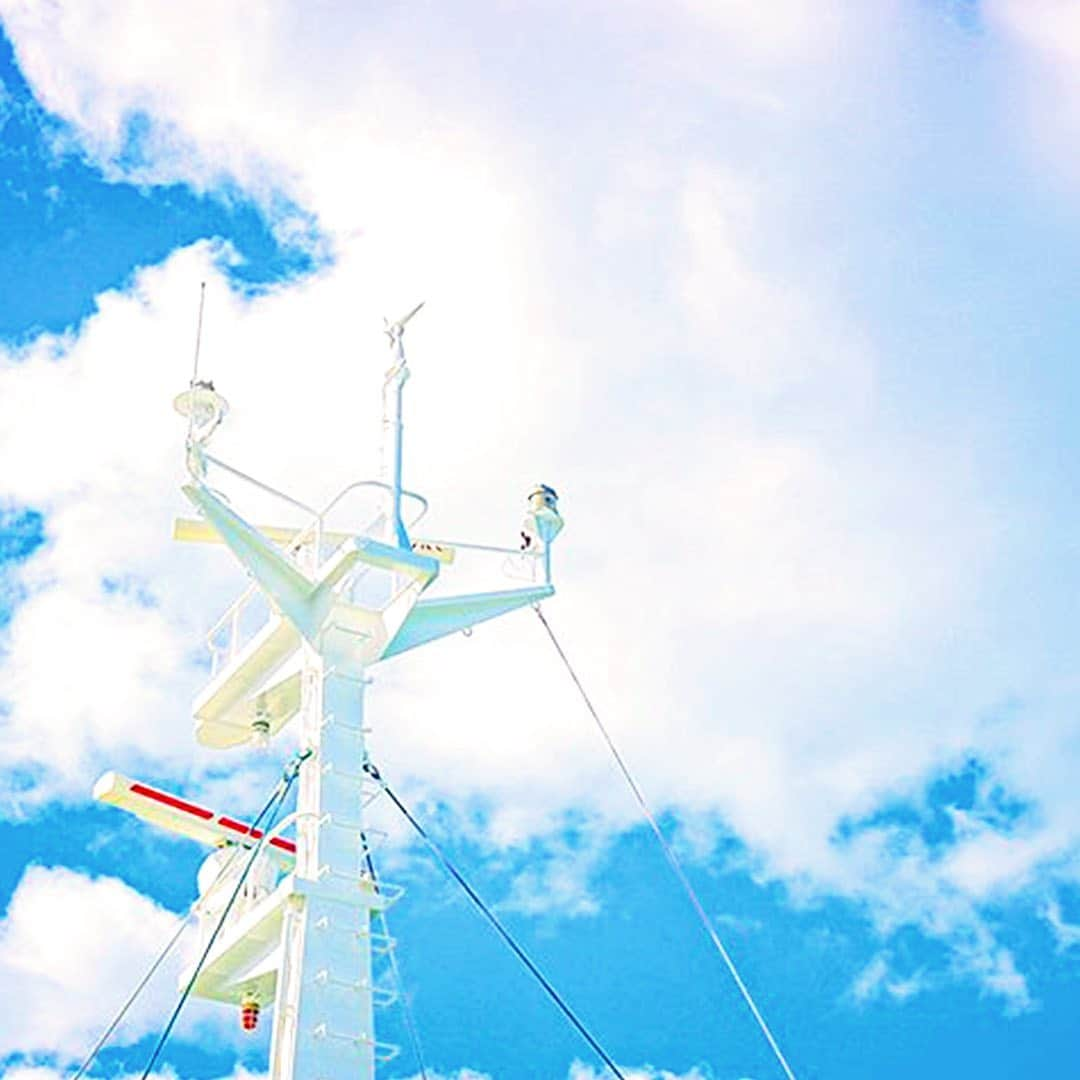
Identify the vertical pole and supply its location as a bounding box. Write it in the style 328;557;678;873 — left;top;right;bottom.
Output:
268;648;377;1080
381;327;410;551
390;364;408;550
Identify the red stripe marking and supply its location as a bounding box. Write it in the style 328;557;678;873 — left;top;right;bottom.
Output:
218;815;296;855
130;782;214;821
126;783;295;855
219;815;263;838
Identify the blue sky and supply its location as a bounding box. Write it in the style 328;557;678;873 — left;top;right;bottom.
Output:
2;2;1080;1078
0;32;316;342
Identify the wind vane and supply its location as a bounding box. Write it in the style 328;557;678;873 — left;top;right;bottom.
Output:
94;306;564;1078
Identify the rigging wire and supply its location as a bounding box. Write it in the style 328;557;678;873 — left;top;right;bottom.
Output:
138;750;310;1080
201;450;321;517
532;604;800;1080
69;815;266;1079
69;908;191;1080
360;839;430;1080
362;760;627;1080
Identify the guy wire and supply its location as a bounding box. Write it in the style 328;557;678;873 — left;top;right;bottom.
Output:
533;603;800;1080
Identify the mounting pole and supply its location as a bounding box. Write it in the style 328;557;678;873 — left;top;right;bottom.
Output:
382;302;423;550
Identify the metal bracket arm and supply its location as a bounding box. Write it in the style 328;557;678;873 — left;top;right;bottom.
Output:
383;583;554;658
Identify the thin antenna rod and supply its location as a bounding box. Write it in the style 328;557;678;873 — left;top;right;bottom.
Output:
191;281;207;387
186;282;207;446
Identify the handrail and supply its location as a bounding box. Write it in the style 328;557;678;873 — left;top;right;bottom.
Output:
316;479;428;531
425;537;539;558
202;451;320;516
195;468;435;669
205;582;260;657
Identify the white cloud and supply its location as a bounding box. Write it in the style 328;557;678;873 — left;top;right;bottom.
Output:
1042;898;1080;952
983;0;1080;186
568;1063;710;1080
851;952;890;1003
677;164;870;397
0;865;181;1061
941;826;1062;899
0;865;256;1070
501;832;608;919
850;952;927;1006
951;924;1033;1016
0;0;1077;1014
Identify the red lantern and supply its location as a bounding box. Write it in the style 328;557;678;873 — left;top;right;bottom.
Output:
240;997;260;1032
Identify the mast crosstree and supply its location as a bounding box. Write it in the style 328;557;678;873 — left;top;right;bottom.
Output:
96;310;564;1079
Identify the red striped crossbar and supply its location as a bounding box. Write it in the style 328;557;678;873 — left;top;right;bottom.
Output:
93;771;296;860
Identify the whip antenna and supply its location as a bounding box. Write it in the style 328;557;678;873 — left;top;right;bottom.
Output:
191;281;206;382
175;282;228;456
186;282;207;446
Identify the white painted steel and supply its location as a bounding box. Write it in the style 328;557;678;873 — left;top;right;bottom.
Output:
107;312;569;1079
268;660;384;1080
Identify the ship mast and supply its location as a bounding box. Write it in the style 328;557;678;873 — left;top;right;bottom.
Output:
99;308;563;1078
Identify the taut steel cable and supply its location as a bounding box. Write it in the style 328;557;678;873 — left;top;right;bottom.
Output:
363;760;628;1080
533;604;799;1080
138;750;309;1079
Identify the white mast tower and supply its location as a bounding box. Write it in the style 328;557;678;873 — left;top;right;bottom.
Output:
95;307;564;1079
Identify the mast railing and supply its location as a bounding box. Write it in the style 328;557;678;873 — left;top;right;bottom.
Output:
198;476;432;676
205;583;265;676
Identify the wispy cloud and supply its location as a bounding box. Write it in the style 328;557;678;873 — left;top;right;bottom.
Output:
1042;898;1080;953
851;952;929;1006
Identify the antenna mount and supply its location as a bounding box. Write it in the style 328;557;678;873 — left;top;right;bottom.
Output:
174;379;229;446
383;301;425;362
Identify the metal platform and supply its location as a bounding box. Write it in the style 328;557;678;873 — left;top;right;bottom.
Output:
194;614;302;749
